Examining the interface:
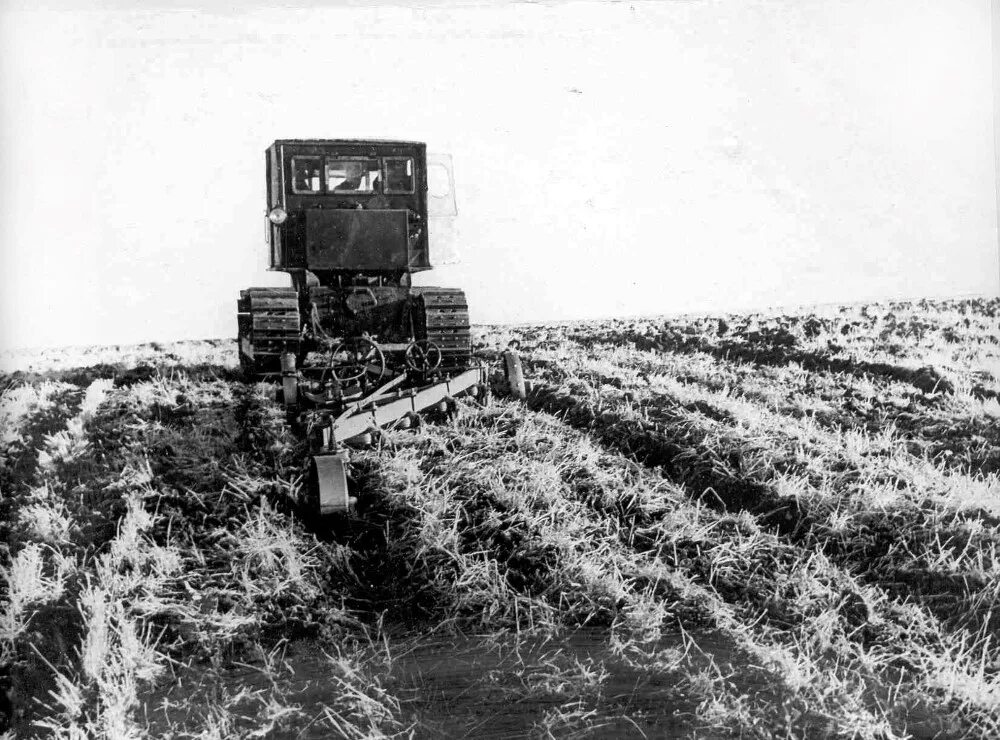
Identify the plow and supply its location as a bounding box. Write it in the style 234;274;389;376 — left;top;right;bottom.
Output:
238;139;525;515
276;343;524;515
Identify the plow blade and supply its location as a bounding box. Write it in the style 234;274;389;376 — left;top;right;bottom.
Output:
309;452;353;514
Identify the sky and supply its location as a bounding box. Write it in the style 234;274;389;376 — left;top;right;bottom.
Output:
0;0;997;349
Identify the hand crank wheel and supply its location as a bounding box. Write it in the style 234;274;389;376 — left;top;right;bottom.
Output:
323;336;386;383
405;339;442;373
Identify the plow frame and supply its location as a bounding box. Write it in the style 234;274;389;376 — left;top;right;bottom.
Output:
321;365;487;447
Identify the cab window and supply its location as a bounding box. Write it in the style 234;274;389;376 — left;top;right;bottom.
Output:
326;158;381;193
384;157;414;194
291;157;322;194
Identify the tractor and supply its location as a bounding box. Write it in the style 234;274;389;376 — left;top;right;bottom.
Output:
238;139;524;515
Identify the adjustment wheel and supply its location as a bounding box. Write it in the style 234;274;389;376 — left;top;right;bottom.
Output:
324;337;386;383
405;340;442;373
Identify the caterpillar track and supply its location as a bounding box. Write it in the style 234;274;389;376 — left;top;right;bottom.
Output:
415;288;472;370
238;287;471;378
237;288;301;376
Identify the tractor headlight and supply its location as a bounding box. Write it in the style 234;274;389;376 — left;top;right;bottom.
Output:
267;207;288;225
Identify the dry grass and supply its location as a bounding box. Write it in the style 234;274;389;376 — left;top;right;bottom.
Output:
3;297;1000;737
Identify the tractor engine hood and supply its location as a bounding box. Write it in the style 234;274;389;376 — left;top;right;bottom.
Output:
305;209;410;271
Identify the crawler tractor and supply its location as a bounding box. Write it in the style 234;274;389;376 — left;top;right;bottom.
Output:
238;139;524;515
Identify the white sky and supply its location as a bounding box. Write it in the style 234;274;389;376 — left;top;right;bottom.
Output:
0;0;997;349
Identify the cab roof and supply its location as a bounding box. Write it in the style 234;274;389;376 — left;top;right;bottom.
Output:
271;138;426;149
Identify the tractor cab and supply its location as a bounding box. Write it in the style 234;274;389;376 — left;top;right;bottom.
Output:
265;139;432;286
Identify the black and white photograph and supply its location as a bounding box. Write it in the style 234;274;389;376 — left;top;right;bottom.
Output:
2;0;1000;737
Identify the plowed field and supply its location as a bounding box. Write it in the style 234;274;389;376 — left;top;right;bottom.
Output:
3;298;1000;738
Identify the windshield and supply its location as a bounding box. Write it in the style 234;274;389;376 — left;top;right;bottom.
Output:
291;157;322;193
384;157;414;194
326;158;381;193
